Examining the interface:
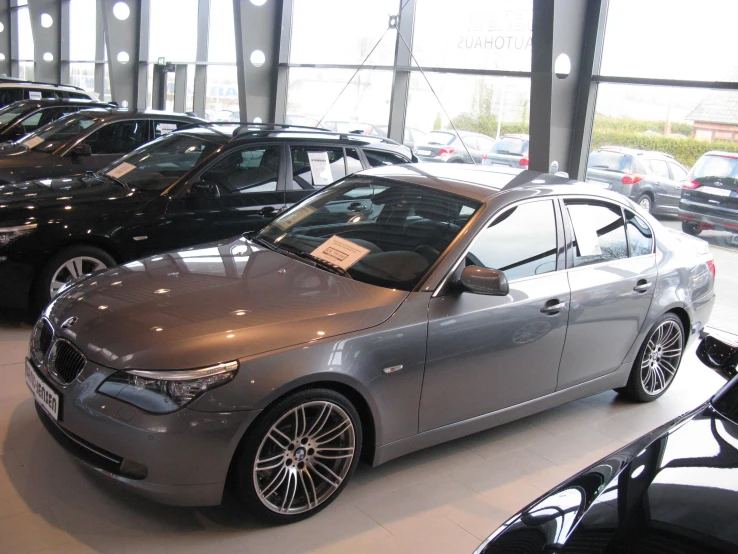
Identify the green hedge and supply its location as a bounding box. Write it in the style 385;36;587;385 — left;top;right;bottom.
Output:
593;115;692;137
590;131;738;168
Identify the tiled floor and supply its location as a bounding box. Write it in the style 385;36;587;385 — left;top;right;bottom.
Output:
0;317;729;554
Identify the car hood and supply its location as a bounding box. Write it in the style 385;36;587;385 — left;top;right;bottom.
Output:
45;238;409;370
476;402;738;553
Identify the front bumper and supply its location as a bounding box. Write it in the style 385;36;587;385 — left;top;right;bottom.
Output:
30;357;260;506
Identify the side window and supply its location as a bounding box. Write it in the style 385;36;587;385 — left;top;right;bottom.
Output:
0;88;23;106
468;200;558;281
461;136;478;150
345;148;363;175
198;146;280;195
364;149;410;167
566;202;628;267
476;137;495;152
26;107;79;131
625;209;654;257
669;162;688;181
290;146;347;189
154;120;184;138
648;159;670;179
68;92;91;99
81;120;148;154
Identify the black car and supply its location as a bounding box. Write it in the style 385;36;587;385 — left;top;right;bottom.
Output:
0;98;115;143
476;330;738;554
0;108;203;184
680;151;738;242
586;146;689;214
0;124;413;309
414;130;495;164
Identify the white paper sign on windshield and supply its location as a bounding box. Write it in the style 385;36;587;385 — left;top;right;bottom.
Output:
273;205;317;230
22;136;44;149
310;235;370;270
308;151;333;186
568;207;602;257
106;162;137;179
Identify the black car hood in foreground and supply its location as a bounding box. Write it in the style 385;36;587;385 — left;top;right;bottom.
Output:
477;378;738;553
45;238;409;371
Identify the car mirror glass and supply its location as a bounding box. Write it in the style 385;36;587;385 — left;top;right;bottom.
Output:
71;143;92;157
458;266;509;296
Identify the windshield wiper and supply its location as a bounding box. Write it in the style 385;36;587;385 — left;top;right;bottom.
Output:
248;234;278;251
249;234;351;278
91;171;128;190
590;165;622;171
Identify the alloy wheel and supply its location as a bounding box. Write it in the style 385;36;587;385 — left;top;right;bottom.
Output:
49;256;108;297
640;320;683;395
639;196;651;212
253;401;356;515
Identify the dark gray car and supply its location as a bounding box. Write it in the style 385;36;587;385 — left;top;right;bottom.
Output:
586;146;689;214
481;133;529;168
27;165;715;523
0;108;203;183
414;130;495;163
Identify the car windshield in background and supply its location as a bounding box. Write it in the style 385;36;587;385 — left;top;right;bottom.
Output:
0;104;30;125
101;133;220;191
588;151;632;172
255;177;481;291
424;131;456;146
692;154;738;183
492;138;526;155
21;113;99;152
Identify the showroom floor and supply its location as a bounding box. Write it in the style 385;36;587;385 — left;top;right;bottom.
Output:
0;219;735;554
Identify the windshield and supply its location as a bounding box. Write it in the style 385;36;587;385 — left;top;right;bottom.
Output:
101;133;221;191
255;177;482;291
492;137;527;155
0;103;32;126
691;154;738;183
20;113;99;152
587;151;633;173
424;131;456;146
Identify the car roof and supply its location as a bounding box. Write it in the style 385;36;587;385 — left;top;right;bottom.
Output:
593;145;676;160
173;123;412;154
72;108;205;121
700;151;738;158
0;81;88;92
5;98;113;109
356;164;643;206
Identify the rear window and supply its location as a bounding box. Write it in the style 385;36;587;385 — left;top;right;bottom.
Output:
492;138;527;155
691;154;738;180
424;131;456;146
587;151;634;173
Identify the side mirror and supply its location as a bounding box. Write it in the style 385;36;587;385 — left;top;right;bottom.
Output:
458;266;509;296
71;143;92;157
191;181;220;198
696;333;738;381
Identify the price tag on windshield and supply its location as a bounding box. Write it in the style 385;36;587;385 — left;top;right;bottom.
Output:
310;235;370;270
22;136;44;149
106;162;136;179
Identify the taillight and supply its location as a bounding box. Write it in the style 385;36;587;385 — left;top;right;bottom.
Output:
519;157;529;167
482;153;487;161
683;180;701;190
437;147;454;156
707;259;716;277
622;174;643;185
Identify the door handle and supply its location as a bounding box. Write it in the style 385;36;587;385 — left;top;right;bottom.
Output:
541;300;566;314
633;280;652;293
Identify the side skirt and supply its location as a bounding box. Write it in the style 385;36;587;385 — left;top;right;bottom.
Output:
372;363;631;466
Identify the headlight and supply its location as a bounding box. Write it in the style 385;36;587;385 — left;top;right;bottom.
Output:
98;361;239;413
0;223;37;247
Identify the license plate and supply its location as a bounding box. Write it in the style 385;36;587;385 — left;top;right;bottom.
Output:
700;186;731;197
25;359;60;421
416;149;431;156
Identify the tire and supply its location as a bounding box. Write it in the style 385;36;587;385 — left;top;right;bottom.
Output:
233;388;362;524
636;194;653;213
618;313;685;402
33;245;115;311
681;220;700;236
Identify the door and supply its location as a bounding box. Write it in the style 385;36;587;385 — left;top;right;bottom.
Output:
645;158;674;210
419;199;570;431
54;119;149;175
556;200;657;389
667;161;689;210
163;144;286;249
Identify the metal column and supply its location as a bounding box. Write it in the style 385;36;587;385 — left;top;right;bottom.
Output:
273;0;292;124
27;0;61;83
193;0;210;118
101;0;142;108
0;1;11;77
387;0;415;145
173;63;187;112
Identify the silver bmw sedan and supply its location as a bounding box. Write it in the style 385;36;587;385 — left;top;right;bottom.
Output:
26;164;715;523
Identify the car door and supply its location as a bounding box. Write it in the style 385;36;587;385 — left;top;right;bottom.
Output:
556;199;657;389
163;144;286;249
419;199;570;431
667;161;689;210
284;144;351;208
54;119;149;175
645;158;673;209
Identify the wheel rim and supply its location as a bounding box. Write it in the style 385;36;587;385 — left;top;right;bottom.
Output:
253;401;355;515
639;197;651;211
640;320;683;395
49;256;108;297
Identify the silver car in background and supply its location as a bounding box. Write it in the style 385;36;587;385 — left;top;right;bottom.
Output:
482;133;530;168
27;165;715;524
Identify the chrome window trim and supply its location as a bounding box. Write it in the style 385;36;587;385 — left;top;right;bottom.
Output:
432;197;560;298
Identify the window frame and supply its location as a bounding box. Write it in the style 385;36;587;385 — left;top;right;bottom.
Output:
286;143;354;191
433;197;566;297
